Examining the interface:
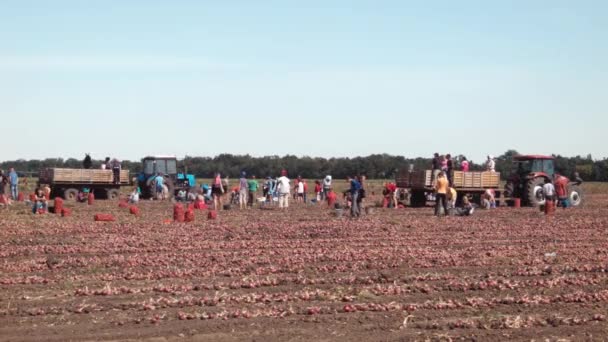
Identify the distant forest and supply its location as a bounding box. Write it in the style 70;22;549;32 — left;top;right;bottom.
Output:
1;150;607;181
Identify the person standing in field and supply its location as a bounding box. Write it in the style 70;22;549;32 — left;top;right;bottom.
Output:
461;156;470;172
0;170;7;199
542;178;556;204
348;176;362;218
322;175;332;200
302;179;308;203
431;153;441;187
264;177;275;204
239;172;248;209
247;175;259;207
434;171;449;216
314;180;322;202
8;168;18;200
211;172;224;210
297;178;305;203
154;173;164;200
277;170;290;209
554;173;570;208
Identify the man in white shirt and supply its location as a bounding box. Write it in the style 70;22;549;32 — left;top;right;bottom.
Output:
486;155;496;172
277;170;290;209
542;179;556;202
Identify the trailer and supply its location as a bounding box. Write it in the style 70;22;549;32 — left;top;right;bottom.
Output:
38;168;130;201
396;169;502;207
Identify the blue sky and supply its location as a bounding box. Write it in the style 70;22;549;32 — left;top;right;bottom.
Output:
1;0;606;163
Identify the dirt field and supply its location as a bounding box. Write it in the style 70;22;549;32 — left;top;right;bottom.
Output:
1;185;608;341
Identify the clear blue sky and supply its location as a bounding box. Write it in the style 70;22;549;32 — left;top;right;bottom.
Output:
1;0;606;163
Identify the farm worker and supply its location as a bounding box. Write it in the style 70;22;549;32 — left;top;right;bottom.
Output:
348;176;362;218
32;188;47;214
542;178;556;203
211;173;225;210
101;157;110;170
238;172;248;209
455;196;474;216
222;176;230;201
481;189;496;209
293;177;301;200
276;170;290;209
446;154;454;186
247;175;259;208
434;171;449;216
154;173;164;199
42;185;51;200
0;170;7;198
431;153;442;187
265;177;276;203
461;156;470;172
8;167;18;200
297;178;305;203
302;179;308;203
201;184;212;202
447;187;457;209
314;180;322;202
129;187;140;204
83;154;92;169
110;158;121;184
176;189;187;202
383;182;397;208
322;175;332;200
554;174;570;208
327;189;337;208
486;155;496;172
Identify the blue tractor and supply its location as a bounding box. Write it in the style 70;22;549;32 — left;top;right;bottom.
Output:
136;156;196;199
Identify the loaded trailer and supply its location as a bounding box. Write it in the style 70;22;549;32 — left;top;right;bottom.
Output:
38;168;130;201
396;169;502;207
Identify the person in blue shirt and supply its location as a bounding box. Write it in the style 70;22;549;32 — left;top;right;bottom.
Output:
8;168;18;200
154;173;164;199
348;176;361;218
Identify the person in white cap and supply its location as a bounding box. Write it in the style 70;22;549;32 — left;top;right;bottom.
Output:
486;155;496;172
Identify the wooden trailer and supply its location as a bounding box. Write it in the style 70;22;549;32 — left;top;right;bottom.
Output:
396;169;502;207
38;168;130;201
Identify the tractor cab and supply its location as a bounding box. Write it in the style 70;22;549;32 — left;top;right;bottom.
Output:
510;155;555;181
137;156;196;199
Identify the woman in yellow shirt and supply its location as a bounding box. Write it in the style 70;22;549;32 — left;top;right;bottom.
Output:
434;172;449;216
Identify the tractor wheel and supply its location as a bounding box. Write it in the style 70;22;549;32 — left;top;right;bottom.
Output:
106;189;120;201
409;190;426;207
63;188;79;201
567;184;583;207
526;177;546;206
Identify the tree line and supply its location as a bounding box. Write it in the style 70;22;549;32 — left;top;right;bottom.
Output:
1;151;607;181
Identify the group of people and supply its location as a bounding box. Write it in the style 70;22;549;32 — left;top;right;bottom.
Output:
82;155;122;184
542;173;572;208
433;171;475;217
0;168;20;207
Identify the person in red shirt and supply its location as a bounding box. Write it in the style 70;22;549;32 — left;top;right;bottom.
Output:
314;180;322;203
554;174;570;208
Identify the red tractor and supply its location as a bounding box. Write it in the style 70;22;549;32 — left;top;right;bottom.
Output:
504;155;583;207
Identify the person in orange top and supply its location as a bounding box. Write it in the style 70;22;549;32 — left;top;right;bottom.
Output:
554;173;570;208
434;172;449;216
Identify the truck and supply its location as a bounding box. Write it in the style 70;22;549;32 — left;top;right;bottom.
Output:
503;155;583;207
38;168;130;201
396;168;501;207
396;154;583;207
136;156;196;199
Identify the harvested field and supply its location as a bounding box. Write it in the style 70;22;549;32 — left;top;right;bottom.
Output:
1;187;608;341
